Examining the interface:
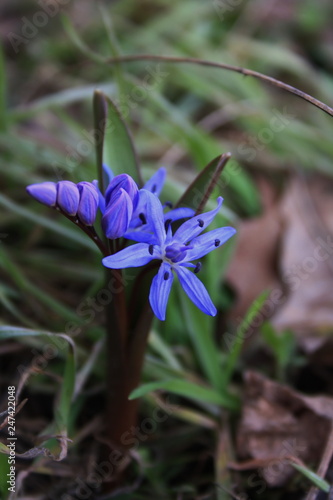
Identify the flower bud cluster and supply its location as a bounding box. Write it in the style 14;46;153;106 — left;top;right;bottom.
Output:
26;180;99;226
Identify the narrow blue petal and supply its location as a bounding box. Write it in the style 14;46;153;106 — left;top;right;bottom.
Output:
184;227;237;261
123;230;160;245
143;167;166;196
139;189;166;246
173;197;223;243
103;163;115;186
102;243;154;269
57;181;80;216
77;182;99;226
175;266;217;316
149;262;173;321
26;182;57;207
163;207;195;222
102;188;133;239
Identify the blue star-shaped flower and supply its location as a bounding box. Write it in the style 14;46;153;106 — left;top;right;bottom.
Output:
97;166;194;240
102;190;236;320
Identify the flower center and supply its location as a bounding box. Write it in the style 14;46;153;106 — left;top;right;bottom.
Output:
165;243;188;263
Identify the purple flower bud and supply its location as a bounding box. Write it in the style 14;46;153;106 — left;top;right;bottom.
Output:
105;174;139;211
102;188;133;239
77;182;99;226
56;181;80;216
26;182;57;207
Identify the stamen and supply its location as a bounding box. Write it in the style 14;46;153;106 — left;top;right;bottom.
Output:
194;262;202;274
214;239;220;247
165;219;172;230
164;201;173;209
149;244;154;255
164;271;170;280
198;219;204;228
139;213;147;224
151;184;157;193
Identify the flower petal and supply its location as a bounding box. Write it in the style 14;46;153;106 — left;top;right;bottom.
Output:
184;227;236;261
102;243;154;269
175;266;217;316
57;181;80;216
143;167;166;196
102;188;133;239
139;189;166;246
26;182;57;207
163;206;195;222
77;182;99;226
173;197;223;243
123;230;160;245
103;163;115;185
149;262;173;321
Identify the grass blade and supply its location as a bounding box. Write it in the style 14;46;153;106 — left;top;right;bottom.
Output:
129;378;239;410
222;290;270;384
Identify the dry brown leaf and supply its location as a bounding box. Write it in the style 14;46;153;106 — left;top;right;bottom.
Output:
273;175;333;334
226;177;282;321
236;371;333;487
227;174;333;361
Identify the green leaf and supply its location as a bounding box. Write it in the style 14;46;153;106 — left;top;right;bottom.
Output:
0;326;75;354
176;153;231;213
103;93;142;184
148;330;183;371
290;461;330;493
55;342;76;433
222;290;270;384
179;291;225;393
129;378;239;410
93;90;108;194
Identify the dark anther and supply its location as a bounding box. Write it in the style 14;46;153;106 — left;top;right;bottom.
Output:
165;219;172;230
194;262;202;274
151;184;157;193
139;213;147;224
164;201;173;209
198;219;204;228
214;239;220;247
164;271;170;280
149;244;154;255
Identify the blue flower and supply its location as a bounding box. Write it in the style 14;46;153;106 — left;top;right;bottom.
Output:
98;168;194;240
124;168;195;242
102;190;236;320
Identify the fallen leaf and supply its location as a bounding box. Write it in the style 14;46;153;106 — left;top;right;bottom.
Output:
226;177;282;321
236;371;333;487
